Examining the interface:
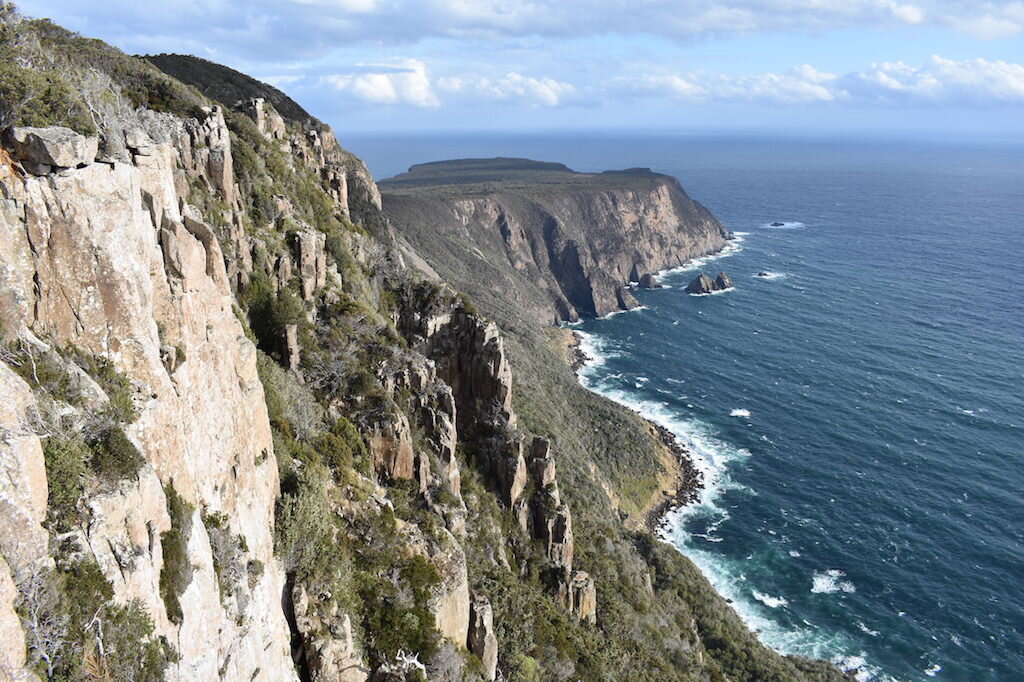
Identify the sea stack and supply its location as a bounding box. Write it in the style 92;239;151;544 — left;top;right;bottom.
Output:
685;271;733;294
638;273;660;289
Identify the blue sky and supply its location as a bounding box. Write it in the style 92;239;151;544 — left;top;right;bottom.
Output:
17;0;1024;137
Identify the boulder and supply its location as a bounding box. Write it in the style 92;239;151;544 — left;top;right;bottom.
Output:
684;273;716;295
714;272;733;290
6;126;98;173
468;594;499;681
638;273;659;289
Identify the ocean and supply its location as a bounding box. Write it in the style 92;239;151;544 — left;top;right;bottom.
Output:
347;133;1024;681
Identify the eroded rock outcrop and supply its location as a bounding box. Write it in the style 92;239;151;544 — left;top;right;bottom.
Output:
468;594;498;681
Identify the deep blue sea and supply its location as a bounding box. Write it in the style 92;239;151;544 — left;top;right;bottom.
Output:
347;133;1024;681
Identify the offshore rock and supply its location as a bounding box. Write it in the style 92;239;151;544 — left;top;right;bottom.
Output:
638;273;659;289
685;272;716;295
714;272;733;290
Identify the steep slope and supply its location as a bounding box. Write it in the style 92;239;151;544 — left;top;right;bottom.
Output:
0;7;846;682
382;158;729;323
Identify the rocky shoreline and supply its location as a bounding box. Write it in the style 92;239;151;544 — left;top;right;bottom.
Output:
641;421;704;533
568;329;704;532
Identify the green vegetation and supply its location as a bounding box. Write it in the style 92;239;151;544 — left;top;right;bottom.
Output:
17;558;174;681
159;484;194;626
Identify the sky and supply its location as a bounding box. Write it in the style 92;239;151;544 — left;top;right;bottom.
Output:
16;0;1024;138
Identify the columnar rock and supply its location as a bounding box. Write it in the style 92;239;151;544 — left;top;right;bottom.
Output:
243;98;287;141
281;324;301;372
295;229;328;300
559;571;597;625
468;594;499;681
368;412;415;481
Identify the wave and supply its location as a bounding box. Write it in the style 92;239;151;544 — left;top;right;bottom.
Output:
811;569;857;594
730;408;751;418
753;591;789;608
656;240;743;278
688;286;734;297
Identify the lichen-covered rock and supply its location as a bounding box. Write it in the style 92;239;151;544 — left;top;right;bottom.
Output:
6;126;98;173
468;594;499;681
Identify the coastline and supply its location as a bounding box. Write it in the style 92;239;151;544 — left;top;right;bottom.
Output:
566;327;704;532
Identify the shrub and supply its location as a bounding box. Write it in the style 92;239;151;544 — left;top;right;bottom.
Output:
43;434;89;530
88;425;144;482
159;485;194;625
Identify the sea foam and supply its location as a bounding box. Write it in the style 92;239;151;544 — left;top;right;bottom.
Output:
811;569;857;594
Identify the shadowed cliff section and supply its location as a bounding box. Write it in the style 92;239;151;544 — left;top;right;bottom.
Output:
381;157;729;322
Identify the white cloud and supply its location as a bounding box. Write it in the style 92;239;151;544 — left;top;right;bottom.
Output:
609;57;1024;106
17;0;1024;65
439;73;577;106
323;59;440;107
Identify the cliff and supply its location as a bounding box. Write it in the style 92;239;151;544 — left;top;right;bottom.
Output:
0;8;846;682
381;158;728;322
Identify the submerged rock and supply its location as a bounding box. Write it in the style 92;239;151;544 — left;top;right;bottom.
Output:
756;271;771;277
770;221;785;227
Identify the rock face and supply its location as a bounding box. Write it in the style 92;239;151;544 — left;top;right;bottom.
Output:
5;126;99;174
0;112;296;680
381;159;729;322
685;271;733;294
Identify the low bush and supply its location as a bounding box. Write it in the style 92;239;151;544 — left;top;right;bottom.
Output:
159;484;194;625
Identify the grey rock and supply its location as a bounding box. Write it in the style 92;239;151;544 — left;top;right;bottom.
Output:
7;126;98;170
638;273;659;289
685;273;716;295
714;272;733;290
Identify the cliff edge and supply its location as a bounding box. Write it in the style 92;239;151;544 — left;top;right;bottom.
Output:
382;158;728;322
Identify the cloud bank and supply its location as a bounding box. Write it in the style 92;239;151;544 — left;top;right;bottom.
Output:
19;0;1024;61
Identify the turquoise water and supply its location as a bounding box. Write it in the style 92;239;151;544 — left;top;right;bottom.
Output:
350;134;1024;680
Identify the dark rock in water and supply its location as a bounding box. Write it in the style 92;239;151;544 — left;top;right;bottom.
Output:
725;231;737;240
638;273;659;289
685;273;716;295
756;271;771;278
685;271;733;294
770;221;785;227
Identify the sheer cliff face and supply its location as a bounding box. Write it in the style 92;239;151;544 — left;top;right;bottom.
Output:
0;112;296;681
381;160;728;322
